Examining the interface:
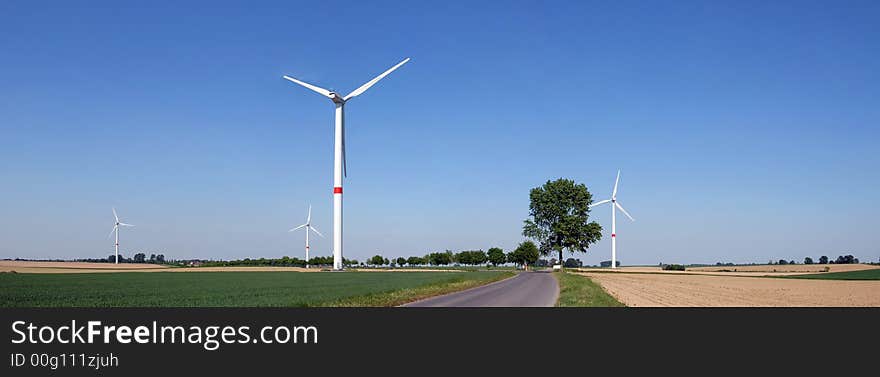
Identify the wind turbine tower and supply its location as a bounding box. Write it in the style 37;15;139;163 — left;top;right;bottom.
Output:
589;170;635;269
108;208;134;264
290;205;324;268
282;58;410;270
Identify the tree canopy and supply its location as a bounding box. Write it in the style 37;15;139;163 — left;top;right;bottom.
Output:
508;241;540;268
487;247;506;266
369;255;385;266
522;178;603;262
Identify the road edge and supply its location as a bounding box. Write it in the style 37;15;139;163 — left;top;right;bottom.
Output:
398;272;521;307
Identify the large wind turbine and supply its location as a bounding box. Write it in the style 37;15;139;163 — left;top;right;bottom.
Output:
589;170;635;269
107;208;134;264
282;58;410;270
289;205;324;269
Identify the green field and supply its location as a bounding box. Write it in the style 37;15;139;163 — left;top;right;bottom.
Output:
554;272;624;307
0;271;512;307
786;268;880;280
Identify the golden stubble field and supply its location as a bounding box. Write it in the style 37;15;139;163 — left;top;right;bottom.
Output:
576;264;880;307
576;264;879;276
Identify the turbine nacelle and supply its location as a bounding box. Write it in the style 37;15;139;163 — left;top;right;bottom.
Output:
327;92;345;104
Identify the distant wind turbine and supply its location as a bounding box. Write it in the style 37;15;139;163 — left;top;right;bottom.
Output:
289;205;324;269
589;170;635;269
107;208;134;264
282;58;410;270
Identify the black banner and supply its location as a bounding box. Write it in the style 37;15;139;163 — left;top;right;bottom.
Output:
1;308;876;375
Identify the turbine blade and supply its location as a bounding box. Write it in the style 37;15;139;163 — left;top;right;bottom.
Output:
119;223;134;227
615;201;635;221
342;123;347;177
310;226;325;238
612;170;621;198
107;225;117;239
289;224;307;232
307;205;312;224
343;58;410;101
282;75;334;99
112;208;119;223
589;199;612;208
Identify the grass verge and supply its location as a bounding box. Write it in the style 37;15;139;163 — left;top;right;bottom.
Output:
333;272;514;306
554;272;624;307
0;271;513;307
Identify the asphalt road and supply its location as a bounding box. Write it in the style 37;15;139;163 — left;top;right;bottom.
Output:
402;272;559;307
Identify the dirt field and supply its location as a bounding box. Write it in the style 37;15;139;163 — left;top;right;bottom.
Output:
687;264;878;273
574;264;879;277
578;272;880;307
0;261;170;273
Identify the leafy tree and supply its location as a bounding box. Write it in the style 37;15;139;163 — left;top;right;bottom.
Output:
156;254;165;263
383;257;390;266
427;252;452;266
522;178;603;263
407;256;423;266
509;241;540;269
455;251;471;265
504;250;520;265
456;250;488;266
309;256;332;265
149;254;156;262
819;255;828;264
472;250;488;265
487;247;506;266
133;253;146;263
396;257;407;266
563;258;582;268
369;255;385;266
804;257;814;265
778;259;788;265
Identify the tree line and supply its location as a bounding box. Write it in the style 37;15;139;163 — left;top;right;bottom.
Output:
77;253;167;264
194;256;356;268
765;254;862;265
364;241;542;268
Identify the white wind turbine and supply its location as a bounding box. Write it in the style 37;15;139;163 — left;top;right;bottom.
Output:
107;208;134;264
589;170;635;269
282;58;410;270
289;205;324;269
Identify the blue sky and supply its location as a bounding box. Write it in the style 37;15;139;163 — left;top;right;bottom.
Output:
1;1;878;265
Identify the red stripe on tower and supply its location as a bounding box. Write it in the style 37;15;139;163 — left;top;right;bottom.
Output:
611;233;616;237
333;187;343;194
